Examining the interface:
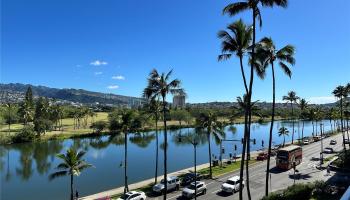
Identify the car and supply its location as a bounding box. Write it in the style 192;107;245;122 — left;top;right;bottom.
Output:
182;181;207;199
323;147;334;154
221;176;244;193
181;173;201;186
256;152;268;160
345;139;350;144
117;191;146;200
152;176;180;194
303;140;309;145
330;140;337;145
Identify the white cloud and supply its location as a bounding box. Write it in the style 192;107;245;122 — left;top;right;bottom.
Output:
307;96;336;104
94;72;103;75
107;85;119;89
112;75;125;80
90;60;108;66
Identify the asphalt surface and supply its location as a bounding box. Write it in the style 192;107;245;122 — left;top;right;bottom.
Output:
147;133;345;200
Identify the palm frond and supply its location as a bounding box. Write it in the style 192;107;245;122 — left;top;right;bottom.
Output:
218;53;232;61
222;2;249;16
279;62;292;78
49;170;68;181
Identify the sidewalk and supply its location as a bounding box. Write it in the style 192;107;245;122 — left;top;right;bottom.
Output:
80;150;263;200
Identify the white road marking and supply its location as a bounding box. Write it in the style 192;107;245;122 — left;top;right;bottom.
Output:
167;194;181;200
211;189;221;194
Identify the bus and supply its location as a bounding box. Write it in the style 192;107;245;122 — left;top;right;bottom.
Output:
276;145;302;170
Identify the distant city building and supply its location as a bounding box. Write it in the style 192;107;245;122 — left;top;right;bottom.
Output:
173;94;186;108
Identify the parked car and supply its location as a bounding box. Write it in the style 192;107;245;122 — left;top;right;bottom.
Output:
330;140;337;145
303;140;309;145
181;173;201;186
256;152;268;161
182;181;207;199
117;191;146;200
323;147;334;154
221;176;244;193
345;139;350;144
152;176;180;194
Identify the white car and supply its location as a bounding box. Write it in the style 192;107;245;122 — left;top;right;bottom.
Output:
303;140;309;145
323;147;334;154
152;176;180;194
221;176;244;193
182;181;207;199
117;191;146;200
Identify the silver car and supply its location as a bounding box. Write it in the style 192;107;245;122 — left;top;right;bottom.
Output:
182;181;207;199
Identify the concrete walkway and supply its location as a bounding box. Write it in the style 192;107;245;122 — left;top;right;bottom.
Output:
80;150;263;200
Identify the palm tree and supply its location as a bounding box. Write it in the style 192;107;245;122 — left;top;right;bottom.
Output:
143;69;184;200
49;148;93;200
254;37;295;195
298;99;308;144
222;1;289;199
278;127;289;147
218;19;252;94
333;85;348;150
283;91;299;144
195;112;224;178
115;109;141;194
146;98;162;184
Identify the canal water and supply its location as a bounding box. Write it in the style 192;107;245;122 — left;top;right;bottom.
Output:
0;120;337;200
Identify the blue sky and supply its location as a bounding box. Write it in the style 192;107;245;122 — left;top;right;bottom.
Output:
1;0;349;104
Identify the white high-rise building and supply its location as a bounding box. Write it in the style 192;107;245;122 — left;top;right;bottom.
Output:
173;94;186;108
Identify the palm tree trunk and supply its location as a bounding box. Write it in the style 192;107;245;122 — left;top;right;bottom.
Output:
239;55;249;94
341;98;346;150
70;174;73;200
124;131;129;194
283;136;286;147
154;118;159;184
291;102;294;144
265;63;275;196
246;112;252;200
302;121;305;144
239;110;248;200
162;96;168;200
207;132;213;178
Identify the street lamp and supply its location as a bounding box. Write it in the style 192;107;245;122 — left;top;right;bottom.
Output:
320;123;324;166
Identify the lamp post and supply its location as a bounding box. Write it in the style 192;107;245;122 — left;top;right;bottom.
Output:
320;123;324;166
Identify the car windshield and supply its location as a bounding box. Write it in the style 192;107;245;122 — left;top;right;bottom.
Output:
120;194;131;199
188;184;196;190
226;180;236;185
160;180;165;184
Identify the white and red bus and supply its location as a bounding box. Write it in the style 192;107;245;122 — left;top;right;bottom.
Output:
276;145;302;170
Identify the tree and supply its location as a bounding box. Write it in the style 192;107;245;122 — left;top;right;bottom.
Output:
283;91;299;144
4;103;18;134
146;98;162;184
333;85;348;150
298;99;308;143
255;37;295;196
222;1;289;199
49;148;93;200
143;69;184;200
195;112;224;178
18;101;33;125
25;86;34;108
112;109;142;194
218;19;252;94
278;127;289;147
171;109;191;126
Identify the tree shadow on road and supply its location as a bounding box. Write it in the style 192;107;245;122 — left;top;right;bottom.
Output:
216;191;233;197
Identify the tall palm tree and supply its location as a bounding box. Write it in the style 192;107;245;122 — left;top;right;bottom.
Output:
333;85;348;150
147;98;162;184
49;148;93;200
222;1;289;199
218;19;252;94
115;109;141;194
283;91;299;144
298;99;308;144
278;127;289;147
195;112;224;178
255;37;295;195
143;69;184;200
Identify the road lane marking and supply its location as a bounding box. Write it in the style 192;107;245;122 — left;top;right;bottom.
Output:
167;194;181;200
211;189;221;194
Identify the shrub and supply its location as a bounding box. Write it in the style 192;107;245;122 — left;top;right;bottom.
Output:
90;121;107;133
283;183;314;199
34;118;53;135
12;125;36;143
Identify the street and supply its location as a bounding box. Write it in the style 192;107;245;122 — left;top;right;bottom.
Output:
148;133;344;200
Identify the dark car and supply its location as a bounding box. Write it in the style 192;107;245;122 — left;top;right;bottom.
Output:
256;152;268;161
323;147;334;154
345;139;350;144
181;173;201;186
330;140;337;145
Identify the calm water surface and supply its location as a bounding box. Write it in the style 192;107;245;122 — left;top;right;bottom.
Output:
0;120;336;200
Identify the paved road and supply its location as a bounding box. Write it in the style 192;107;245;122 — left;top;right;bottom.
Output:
147;133;344;200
